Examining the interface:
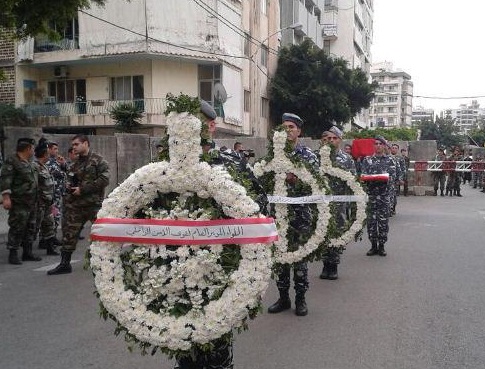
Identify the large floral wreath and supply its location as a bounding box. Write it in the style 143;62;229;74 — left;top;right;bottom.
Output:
89;109;273;356
252;130;367;265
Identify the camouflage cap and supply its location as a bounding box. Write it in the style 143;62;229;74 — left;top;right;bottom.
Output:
200;99;217;120
328;125;343;138
282;113;303;127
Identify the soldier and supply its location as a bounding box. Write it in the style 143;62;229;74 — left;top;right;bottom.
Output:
47;134;109;275
360;136;396;257
390;143;405;214
43;141;67;247
1;137;40;264
174;99;267;369
267;113;318;317
446;147;462;197
400;148;410;196
319;125;356;281
433;147;447;196
34;138;59;255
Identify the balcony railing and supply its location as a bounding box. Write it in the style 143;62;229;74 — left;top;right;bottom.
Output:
34;38;79;52
21;98;168;118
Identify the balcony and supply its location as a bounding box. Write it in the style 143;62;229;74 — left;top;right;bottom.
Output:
21;98;168;127
323;24;338;39
34;37;79;53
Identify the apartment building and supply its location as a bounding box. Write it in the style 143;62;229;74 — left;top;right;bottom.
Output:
369;62;413;128
279;0;325;48
322;0;374;128
441;100;485;135
411;106;434;125
13;0;293;138
0;28;16;104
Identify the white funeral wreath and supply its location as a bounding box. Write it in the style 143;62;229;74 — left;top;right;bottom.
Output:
89;112;272;352
252;130;331;264
318;145;367;247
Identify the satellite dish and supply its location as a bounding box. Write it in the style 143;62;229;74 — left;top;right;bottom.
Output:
214;83;228;104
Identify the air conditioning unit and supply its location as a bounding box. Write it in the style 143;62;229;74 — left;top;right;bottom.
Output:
54;66;68;78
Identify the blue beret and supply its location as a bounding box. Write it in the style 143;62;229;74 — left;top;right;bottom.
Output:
328;126;343;138
282;113;303;127
375;135;388;146
200;99;217;120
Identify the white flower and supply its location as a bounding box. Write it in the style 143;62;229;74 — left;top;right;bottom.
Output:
90;112;272;352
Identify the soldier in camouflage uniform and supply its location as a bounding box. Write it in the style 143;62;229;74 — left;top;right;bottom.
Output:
390;143;405;215
267;113;318;317
319;126;356;281
360;136;396;257
1;138;40;265
45;141;67;245
47;134;109;275
34;139;60;255
433;147;447;196
446;147;462;197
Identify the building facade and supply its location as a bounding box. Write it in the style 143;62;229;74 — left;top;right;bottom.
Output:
322;0;374;128
0;28;16;104
13;0;292;138
369;62;413;128
441;100;485;135
412;106;434;125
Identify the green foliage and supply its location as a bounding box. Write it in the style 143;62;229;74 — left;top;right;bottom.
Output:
469;128;485;147
109;102;143;133
269;39;377;138
344;127;418;141
164;93;201;116
417;117;464;148
0;0;106;38
0;103;29;127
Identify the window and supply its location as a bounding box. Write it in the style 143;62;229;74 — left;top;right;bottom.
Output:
110;75;144;100
261;97;269;118
244;90;250;112
47;79;82;103
198;64;222;114
260;45;269;68
323;40;331;55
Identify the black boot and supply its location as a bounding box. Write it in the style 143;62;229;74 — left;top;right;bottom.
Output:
440;190;444;196
268;289;291;313
456;189;462;197
366;241;379;256
378;243;387;256
8;249;22;265
319;262;329;279
22;243;42;261
44;238;60;256
47;251;72;275
295;293;308;316
38;238;47;249
433;190;437;196
324;262;338;280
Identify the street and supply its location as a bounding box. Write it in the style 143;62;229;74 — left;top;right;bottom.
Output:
1;185;485;369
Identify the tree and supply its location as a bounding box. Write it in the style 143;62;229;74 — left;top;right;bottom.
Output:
0;0;106;38
109;102;143;133
344;127;418;141
269;39;377;138
417;117;464;148
469;128;485;147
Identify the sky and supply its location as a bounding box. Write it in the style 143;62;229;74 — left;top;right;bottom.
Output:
371;0;485;114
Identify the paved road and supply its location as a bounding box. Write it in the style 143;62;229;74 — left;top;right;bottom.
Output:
1;186;484;369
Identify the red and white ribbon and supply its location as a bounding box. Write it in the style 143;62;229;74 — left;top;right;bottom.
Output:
90;217;278;245
360;173;390;182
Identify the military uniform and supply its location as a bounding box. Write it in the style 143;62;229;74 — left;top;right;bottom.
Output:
34;159;58;254
61;150;109;252
268;141;318;316
388;153;403;215
1;144;39;263
48;149;109;275
433;151;447;196
45;155;66;229
320;148;356;280
361;146;396;255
